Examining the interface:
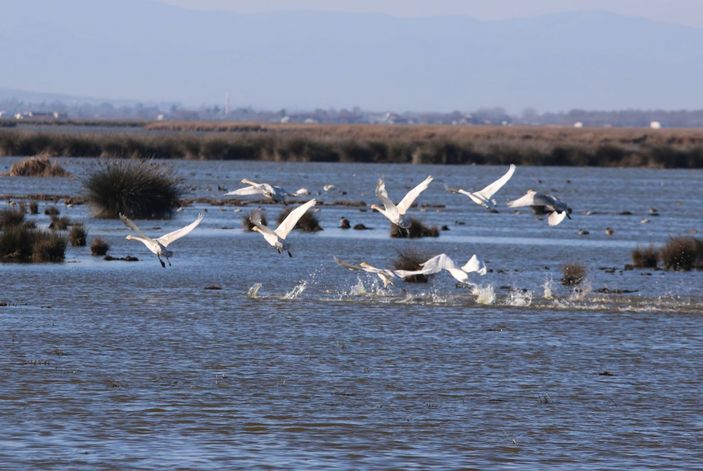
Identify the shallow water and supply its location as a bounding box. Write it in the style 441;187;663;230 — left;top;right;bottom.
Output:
1;158;702;468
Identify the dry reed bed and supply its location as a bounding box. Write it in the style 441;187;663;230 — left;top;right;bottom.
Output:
1;124;703;167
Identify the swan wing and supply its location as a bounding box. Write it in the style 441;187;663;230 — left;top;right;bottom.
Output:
226;185;262;196
396;175;433;215
334;256;363;271
461;254;487;275
547;210;568;226
375;178;396;211
157;212;205;247
507;191;536;208
275;199;317;239
475;164;516;200
119;213;150;240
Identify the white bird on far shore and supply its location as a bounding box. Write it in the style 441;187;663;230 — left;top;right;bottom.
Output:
249;199;317;256
370;175;433;229
448;164;516;210
120;212;205;267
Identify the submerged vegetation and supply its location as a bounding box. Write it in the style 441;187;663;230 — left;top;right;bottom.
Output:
84;159;182;219
1;124;703;167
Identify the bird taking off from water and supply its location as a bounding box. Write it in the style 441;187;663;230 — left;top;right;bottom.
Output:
395;253;487;285
448;164;516;211
226;179;308;203
334;256;398;287
120;212;205;267
249;199;317;256
508;190;572;226
370;175;433;229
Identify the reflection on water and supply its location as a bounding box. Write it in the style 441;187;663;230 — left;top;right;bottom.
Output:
1;159;702;468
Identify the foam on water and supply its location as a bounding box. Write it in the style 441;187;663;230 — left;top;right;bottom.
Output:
507;288;533;307
247;282;263;298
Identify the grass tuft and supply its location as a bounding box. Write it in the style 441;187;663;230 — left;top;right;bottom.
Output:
659;236;703;271
0;209;25;229
8;155;69;177
44;206;60;216
276;207;322;232
84;159;182;219
90;237;110;256
390;218;440;238
0;225;66;263
631;245;659;269
561;263;587;286
393;248;431;283
69;224;87;246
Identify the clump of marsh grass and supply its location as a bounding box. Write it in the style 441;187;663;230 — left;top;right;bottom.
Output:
28;201;39;215
393;248;431;283
49;216;71;231
390;218;440;239
44;206;60;216
0;225;66;263
276;206;322;232
561;263;587;286
631;245;659;269
90;237;110;256
0;209;25;229
32;232;66;262
659;236;703;271
84;159;183;219
68;224;87;246
242;209;267;232
7;155;70;177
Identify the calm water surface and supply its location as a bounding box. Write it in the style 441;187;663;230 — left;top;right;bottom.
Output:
1;158;702;468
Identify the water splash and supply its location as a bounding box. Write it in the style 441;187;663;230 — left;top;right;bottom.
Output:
472;284;497;305
349;277;367;296
543;277;555;300
507;289;533;307
247;283;262;299
568;279;592;302
283;280;307;300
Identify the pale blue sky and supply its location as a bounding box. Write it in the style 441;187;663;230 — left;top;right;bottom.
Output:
161;0;703;27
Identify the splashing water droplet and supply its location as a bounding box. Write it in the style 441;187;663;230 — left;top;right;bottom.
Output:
507;288;533;307
473;284;496;305
283;280;307;300
247;283;262;298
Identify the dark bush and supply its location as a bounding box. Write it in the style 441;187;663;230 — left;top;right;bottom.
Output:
91;237;110;256
631;245;659;269
561;263;587;286
0;225;66;263
276;207;322;232
69;224;87;246
32;232;66;263
28;201;39;214
393;248;431;283
84;159;182;219
49;216;71;231
0;209;25;229
659;237;703;271
390;218;440;239
44;206;60;216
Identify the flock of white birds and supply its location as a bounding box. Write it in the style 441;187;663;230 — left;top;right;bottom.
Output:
120;164;572;286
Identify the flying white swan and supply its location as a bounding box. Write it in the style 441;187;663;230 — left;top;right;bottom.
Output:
370;175;433;229
448;164;516;210
226;179;308;203
119;212;205;267
249;199;317;256
507;190;572;226
334;256;398;287
396;253;487;284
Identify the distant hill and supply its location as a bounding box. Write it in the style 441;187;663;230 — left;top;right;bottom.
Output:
1;0;702;111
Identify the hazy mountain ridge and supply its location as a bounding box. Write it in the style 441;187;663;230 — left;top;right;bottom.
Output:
2;0;702;111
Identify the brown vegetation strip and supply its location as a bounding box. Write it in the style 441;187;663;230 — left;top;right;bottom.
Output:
2;123;703;167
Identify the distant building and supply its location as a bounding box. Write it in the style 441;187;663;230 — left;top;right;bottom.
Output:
573;121;584;128
650;121;662;129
